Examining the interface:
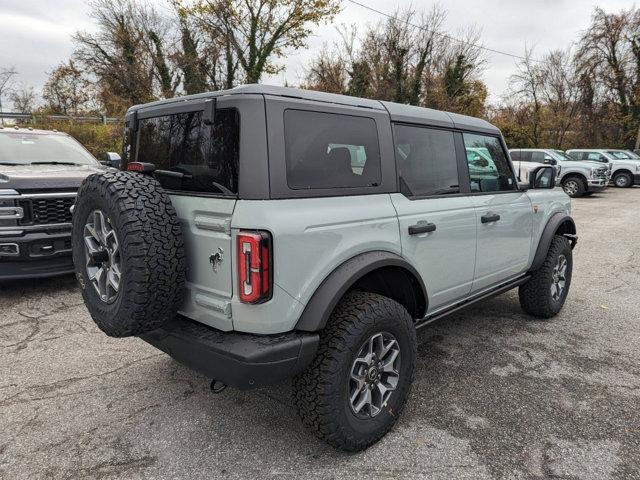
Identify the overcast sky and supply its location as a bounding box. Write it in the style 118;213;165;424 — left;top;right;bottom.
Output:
0;0;634;110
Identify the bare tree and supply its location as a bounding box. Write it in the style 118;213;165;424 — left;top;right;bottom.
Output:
0;66;18;124
73;0;159;114
507;46;546;147
42;61;98;115
303;5;487;115
540;49;580;147
9;86;37;113
576;7;640;146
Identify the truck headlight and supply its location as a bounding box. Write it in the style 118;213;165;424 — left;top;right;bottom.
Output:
590;167;597;178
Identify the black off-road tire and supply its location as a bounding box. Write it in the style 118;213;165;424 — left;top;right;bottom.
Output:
562;176;586;197
72;171;185;337
613;171;632;188
292;292;417;451
519;235;572;319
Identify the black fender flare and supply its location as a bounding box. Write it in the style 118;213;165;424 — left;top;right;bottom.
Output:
294;251;427;332
530;212;576;272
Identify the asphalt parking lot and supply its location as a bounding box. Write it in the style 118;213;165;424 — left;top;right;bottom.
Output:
1;187;639;480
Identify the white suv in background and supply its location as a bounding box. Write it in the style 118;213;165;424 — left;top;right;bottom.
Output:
566;149;640;188
510;148;608;197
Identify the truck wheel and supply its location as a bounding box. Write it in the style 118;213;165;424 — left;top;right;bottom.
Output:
613;172;632;188
71;171;185;337
519;235;572;318
561;176;586;197
292;292;416;451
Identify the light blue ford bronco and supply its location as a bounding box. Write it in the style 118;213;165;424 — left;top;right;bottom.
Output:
71;85;577;451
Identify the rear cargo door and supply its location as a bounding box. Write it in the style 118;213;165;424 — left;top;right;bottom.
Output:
131;99;242;331
169;195;236;330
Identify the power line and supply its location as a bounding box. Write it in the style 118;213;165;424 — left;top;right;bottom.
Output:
344;0;545;64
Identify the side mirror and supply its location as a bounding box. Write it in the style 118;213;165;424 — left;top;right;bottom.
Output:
529;165;557;189
102;152;122;169
544;158;557;165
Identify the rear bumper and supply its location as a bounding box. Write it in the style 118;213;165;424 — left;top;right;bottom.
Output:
140;317;319;390
0;229;74;280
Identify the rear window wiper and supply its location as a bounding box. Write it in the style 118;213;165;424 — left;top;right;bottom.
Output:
30;161;81;166
154;169;235;196
210;181;234;196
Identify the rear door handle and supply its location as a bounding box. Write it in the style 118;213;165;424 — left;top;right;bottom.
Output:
408;222;437;235
481;213;501;224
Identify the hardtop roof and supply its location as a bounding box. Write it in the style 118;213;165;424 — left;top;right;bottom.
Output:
127;84;500;134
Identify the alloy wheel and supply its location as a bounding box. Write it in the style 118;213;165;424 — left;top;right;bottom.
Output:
349;332;401;419
83;210;121;303
550;254;567;302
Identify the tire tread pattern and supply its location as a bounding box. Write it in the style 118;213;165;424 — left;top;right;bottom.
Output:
519;235;572;318
72;171;185;337
292;291;416;451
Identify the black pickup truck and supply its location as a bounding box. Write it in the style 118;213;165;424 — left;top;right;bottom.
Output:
0;127;118;280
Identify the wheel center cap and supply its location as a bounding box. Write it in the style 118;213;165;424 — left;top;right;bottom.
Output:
367;367;379;381
89;249;110;265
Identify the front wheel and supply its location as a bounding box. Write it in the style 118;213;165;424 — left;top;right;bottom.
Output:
292;292;417;451
562;176;586;197
519;235;573;318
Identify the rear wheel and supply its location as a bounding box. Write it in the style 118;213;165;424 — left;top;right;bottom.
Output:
562;176;586;197
519;235;572;318
292;292;416;451
613;172;632;188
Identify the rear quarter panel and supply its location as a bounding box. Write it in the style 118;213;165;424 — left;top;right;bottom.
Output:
230;195;401;333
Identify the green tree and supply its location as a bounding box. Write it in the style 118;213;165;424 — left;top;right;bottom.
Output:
190;0;340;84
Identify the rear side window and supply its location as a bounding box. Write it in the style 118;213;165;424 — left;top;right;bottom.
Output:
463;133;516;193
284;110;381;190
510;150;521;161
531;151;552;163
394;125;459;196
135;108;239;195
586;152;605;161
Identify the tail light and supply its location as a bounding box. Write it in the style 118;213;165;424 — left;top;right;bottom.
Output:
237;230;272;304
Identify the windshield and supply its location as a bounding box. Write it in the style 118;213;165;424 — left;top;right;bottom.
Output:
607;150;636;160
551;150;575;161
0;133;98;166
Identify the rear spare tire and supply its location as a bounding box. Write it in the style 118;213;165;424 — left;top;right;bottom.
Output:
71;171;185;337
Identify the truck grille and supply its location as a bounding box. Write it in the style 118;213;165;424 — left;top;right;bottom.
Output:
18;197;75;226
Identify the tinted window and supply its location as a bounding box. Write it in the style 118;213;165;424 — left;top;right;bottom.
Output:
284;110;381;190
135;108;239;195
463;134;516;192
510;150;521;161
586;152;605;161
531;151;552;163
394;125;459;196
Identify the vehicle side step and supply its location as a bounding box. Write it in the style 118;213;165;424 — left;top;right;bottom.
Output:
414;275;530;330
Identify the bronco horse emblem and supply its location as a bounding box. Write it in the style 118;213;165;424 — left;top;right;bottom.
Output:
209;247;224;273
